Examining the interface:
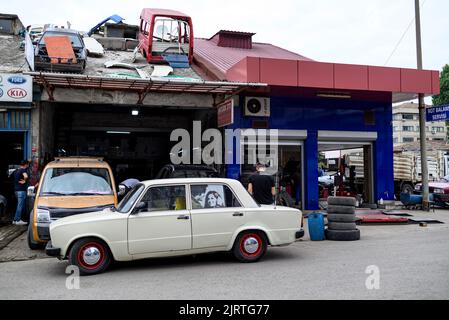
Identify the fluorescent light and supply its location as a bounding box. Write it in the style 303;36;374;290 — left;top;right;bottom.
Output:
106;131;130;134
317;93;352;99
0;109;7;112
131;109;139;116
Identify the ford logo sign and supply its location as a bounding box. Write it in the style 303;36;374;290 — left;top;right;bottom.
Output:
7;76;27;85
7;88;27;99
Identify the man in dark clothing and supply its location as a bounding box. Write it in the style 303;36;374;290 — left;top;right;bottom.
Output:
247;163;276;205
12;160;29;225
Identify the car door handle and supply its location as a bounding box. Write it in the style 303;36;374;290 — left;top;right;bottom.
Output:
177;215;190;220
233;212;244;217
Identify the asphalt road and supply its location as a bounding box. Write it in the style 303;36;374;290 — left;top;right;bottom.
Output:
1;212;449;300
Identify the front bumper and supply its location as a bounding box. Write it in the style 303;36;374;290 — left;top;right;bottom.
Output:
45;241;61;258
295;229;305;239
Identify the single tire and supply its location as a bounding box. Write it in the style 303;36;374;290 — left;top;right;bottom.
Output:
233;231;267;263
27;211;44;250
327;213;357;223
69;238;112;275
277;191;295;207
401;183;414;194
327;196;357;207
327;205;355;215
327;222;357;231
325;229;360;241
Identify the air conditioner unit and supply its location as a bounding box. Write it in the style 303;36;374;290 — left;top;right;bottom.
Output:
244;97;270;117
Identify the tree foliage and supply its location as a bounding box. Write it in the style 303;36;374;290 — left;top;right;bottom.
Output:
432;64;449;106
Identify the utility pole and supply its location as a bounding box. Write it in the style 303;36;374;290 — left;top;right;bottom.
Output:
415;0;430;211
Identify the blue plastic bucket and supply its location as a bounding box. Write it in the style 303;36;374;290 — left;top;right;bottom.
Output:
308;213;325;241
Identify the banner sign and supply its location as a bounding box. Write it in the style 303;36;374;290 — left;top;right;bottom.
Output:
0;73;33;103
426;104;449;122
217;98;234;128
25;32;35;71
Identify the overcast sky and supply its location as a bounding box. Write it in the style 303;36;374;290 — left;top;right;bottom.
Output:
3;0;448;89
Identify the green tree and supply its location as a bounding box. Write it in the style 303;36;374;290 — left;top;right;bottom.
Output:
432;64;449;106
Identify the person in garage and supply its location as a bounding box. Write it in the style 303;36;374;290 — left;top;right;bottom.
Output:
12;160;29;225
247;162;276;205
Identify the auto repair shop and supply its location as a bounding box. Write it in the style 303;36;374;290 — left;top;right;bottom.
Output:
1;11;441;212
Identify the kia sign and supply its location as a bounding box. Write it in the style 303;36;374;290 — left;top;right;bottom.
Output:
0;73;32;102
426;104;449;122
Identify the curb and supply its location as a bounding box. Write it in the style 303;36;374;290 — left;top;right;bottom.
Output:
0;225;27;251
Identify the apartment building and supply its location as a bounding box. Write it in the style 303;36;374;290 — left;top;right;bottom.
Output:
393;102;447;145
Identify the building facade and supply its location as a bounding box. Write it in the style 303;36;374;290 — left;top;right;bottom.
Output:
393;102;447;145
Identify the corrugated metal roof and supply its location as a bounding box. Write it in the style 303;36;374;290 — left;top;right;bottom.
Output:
194;37;313;78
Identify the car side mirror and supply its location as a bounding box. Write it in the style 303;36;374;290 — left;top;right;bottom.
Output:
118;185;126;196
133;201;147;214
27;186;36;197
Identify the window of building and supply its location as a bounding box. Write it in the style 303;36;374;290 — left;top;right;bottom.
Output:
393;138;399;143
402;114;415;120
403;126;414;132
403;137;414;143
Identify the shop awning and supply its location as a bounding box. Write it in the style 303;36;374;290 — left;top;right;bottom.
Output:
25;71;267;101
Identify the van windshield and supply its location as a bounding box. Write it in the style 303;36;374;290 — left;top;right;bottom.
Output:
40;168;113;196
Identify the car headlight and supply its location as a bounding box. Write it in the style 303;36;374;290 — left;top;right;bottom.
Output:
415;185;422;191
37;208;51;223
433;188;444;194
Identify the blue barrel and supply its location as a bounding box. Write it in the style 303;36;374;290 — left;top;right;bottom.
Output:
308;213;325;241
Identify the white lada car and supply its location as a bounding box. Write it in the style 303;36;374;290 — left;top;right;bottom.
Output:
46;178;304;275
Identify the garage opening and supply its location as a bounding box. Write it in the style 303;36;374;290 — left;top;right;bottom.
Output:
0;131;26;215
317;131;376;209
51;103;216;183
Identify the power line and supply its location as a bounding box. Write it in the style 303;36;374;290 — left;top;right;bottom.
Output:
384;0;428;66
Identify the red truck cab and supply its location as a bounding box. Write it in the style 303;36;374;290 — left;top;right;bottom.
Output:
138;8;194;65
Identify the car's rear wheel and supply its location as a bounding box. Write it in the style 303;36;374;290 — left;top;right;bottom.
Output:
233;231;267;263
69;238;111;275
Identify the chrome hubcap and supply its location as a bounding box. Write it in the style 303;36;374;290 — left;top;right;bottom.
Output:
82;247;101;265
243;237;259;254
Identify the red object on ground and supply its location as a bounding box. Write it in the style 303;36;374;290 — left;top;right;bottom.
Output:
356;214;409;224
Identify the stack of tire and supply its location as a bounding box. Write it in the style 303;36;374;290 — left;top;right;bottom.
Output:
325;196;360;241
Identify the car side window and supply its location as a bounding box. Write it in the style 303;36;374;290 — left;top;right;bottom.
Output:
190;184;242;209
141;185;186;212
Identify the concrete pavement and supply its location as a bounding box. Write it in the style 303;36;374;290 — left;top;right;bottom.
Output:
0;209;448;300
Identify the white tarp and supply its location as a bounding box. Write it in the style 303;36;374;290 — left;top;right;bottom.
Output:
25;32;34;71
84;37;105;57
0;73;33;102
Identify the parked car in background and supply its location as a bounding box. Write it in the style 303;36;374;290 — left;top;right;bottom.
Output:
414;174;449;206
46;178;304;275
27;157;117;249
34;27;87;73
155;164;219;179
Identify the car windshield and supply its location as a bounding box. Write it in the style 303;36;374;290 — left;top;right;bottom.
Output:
40;168;113;196
40;31;83;47
116;184;145;213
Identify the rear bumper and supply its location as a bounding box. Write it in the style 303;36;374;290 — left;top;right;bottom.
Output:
295;229;305;239
45;241;61;258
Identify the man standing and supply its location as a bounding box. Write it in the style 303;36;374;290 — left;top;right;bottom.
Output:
12;160;29;225
247;163;276;205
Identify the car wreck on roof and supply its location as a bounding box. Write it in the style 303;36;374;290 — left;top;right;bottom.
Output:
34;27;87;73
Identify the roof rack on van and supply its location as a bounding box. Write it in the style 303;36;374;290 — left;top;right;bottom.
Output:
54;157;104;162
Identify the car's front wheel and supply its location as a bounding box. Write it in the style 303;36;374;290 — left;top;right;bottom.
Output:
69;238;112;275
233;231;267;263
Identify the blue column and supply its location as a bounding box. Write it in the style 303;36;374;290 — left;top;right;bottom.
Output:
304;130;319;210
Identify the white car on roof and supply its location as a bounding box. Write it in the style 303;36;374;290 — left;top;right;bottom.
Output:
46;178;304;275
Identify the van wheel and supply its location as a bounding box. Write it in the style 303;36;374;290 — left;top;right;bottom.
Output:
233;231;267;263
27;212;44;250
69;238;111;276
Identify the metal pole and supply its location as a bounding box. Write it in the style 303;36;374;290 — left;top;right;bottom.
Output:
415;0;430;211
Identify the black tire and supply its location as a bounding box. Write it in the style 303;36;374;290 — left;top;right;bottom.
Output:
325;229;360;241
69;238;112;275
327;205;355;214
327;214;357;223
327;222;357;231
0;204;4;218
401;183;414;194
327;196;357;207
232;231;267;263
27;211;44;250
277;191;295;207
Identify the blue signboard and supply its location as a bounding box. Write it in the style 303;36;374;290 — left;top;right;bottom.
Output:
426;104;449;122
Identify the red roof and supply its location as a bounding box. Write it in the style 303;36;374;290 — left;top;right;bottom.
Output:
140;8;190;20
194;37;313;80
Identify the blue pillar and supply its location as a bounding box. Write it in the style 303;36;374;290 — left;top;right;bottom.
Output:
305;130;319;210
